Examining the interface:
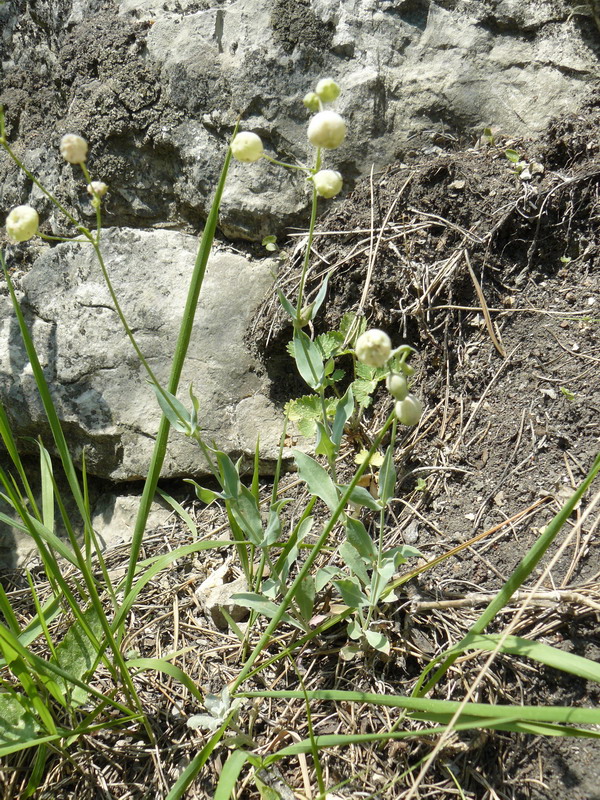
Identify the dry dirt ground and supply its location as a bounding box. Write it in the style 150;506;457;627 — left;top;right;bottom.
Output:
2;96;600;799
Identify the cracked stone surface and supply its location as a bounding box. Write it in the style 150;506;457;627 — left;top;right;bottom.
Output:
1;0;597;241
0;228;282;480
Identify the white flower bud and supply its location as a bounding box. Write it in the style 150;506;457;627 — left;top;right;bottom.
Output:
355;329;392;368
60;134;88;164
386;372;408;401
315;78;340;103
5;205;39;243
231;132;264;163
307;111;346;150
303;92;320;112
395;395;423;426
87;181;108;198
313;169;343;198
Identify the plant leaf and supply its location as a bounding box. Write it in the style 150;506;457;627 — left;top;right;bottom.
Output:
310;273;331;322
150;384;191;434
332;386;354;447
214;749;250;800
333;578;369;609
314;422;336;461
365;629;390;654
294;575;316;622
293;330;324;390
340;483;383;511
293;451;339;513
315;565;339;592
345;518;377;560
378;444;396;505
0;691;40;746
53;607;103;706
232;594;305;630
277;289;297;321
339;541;370;585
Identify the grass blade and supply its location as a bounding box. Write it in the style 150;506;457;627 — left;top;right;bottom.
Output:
214;749;250;800
456;632;600;683
124;138;235;598
240;689;600;727
418;452;600;694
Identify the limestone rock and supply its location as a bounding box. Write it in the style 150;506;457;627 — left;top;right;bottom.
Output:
0;228;283;480
196;562;249;630
1;0;597;241
91;492;173;551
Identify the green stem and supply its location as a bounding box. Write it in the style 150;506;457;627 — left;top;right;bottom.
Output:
262;154;310;173
295;149;322;321
122;140;235;597
365;420;396;628
1;141;84;233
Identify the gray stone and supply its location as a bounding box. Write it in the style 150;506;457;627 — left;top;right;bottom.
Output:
91;492;173;551
0;228;283;480
1;0;597;241
196;562;249;630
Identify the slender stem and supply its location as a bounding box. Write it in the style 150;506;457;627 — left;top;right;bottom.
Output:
1;141;84;232
122;140;235;597
295;149;322;320
262;154;310;173
3;132;185;429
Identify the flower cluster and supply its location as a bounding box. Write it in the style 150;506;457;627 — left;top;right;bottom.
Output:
229;78;346;199
355;328;423;426
4;133;110;243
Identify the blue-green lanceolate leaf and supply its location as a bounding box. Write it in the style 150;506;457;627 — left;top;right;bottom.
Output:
231;594;305;631
332;386;354;447
150;385;192;434
53;606;104;706
309;272;330;322
294;575;316;622
0;691;39;745
334;577;369;609
277;289;297;321
293;330;324;390
339;541;370;585
345;518;377;561
378;444;396;505
215;452;264;545
314;422;336;461
365;629;390;654
293;451;339;512
340;484;383;512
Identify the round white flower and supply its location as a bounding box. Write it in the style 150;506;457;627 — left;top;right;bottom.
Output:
313;169;343;198
315;78;340;103
231;132;264;163
60;134;88;164
395;395;423;426
307;111;346;150
87;181;108;198
5;205;39;244
355;329;392;368
386;372;408;401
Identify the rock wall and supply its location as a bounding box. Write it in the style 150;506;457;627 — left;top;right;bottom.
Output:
0;0;598;481
1;0;597;239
